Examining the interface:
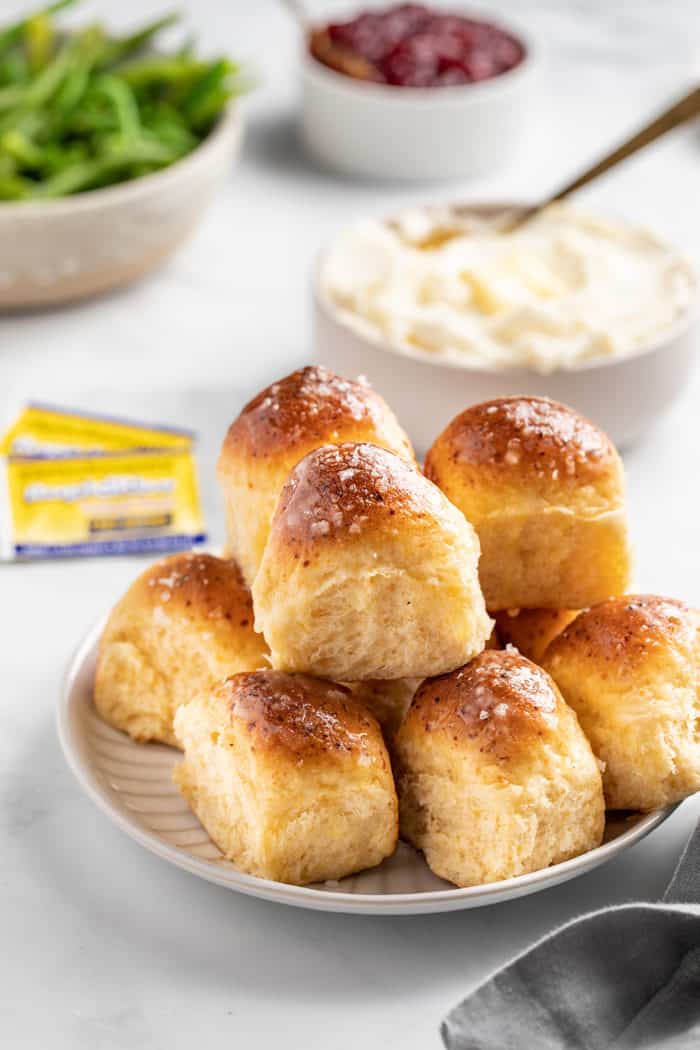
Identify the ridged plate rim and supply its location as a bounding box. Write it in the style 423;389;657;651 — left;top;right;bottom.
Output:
57;619;676;915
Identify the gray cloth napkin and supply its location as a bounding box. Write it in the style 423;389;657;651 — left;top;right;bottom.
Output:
442;818;700;1050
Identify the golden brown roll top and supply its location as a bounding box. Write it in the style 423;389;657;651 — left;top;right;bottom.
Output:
542;595;700;810
395;649;604;886
423;394;620;509
544;595;698;674
217;366;414;585
128;552;257;631
252;442;492;681
94;552;269;746
270;441;451;549
216;670;384;766
173;669;398;884
220;365;414;463
424;396;631;610
403;649;564;763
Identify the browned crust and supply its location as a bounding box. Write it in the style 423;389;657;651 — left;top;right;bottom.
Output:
217;670;383;760
543;595;700;671
128;552;255;629
425;396;617;486
404;649;562;760
270;442;450;549
218;366;412;468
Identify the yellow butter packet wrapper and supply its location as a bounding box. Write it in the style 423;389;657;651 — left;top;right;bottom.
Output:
1;403;194;458
0;446;206;561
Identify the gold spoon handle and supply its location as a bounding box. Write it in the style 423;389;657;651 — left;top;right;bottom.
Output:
551;85;700;201
513;85;700;227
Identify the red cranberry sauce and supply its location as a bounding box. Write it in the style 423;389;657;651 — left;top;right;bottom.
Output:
313;4;525;87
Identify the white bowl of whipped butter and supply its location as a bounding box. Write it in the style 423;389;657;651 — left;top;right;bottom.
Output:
313;203;698;451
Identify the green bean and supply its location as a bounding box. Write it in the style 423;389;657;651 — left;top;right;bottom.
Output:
32;136;179;197
0;0;78;55
0;83;26;111
0;175;34;199
188;86;233;134
41;139;88;174
26;14;54;72
118;56;209;89
180;58;231;123
0;47;30;87
145;114;197;153
97;13;180;68
94;74;141;139
23;39;75;107
0;129;43;167
8;109;45;140
50;61;90;121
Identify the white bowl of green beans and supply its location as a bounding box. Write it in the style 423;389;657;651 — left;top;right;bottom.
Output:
0;1;246;307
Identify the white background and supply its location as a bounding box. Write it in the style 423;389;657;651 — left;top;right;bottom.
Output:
2;1;700;1047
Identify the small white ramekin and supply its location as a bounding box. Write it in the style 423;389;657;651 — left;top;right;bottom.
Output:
300;9;540;181
0;102;242;309
313;250;699;454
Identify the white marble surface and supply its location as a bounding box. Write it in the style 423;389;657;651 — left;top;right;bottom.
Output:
2;1;700;1047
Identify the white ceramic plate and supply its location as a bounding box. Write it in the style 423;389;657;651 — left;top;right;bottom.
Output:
58;621;675;915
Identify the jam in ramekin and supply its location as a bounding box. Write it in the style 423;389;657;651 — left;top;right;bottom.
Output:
309;3;525;87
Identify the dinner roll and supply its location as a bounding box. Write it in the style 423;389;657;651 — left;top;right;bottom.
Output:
252;442;493;681
94;553;268;747
424;396;631;610
217;366;414;585
542;596;700;811
493;608;578;664
173;670;398;884
395;649;604;886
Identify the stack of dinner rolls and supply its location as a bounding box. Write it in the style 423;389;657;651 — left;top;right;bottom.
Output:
94;366;700;888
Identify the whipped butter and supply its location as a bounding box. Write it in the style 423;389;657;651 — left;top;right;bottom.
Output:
320;204;696;374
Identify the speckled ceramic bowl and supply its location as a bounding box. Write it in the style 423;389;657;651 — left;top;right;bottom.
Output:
0;102;242;309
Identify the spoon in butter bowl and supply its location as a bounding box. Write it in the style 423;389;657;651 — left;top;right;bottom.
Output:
501;84;700;230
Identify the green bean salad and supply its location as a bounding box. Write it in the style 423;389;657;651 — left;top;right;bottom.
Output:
0;0;245;200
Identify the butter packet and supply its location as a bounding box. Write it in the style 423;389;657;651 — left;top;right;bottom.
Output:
1;402;194;457
0;406;206;561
